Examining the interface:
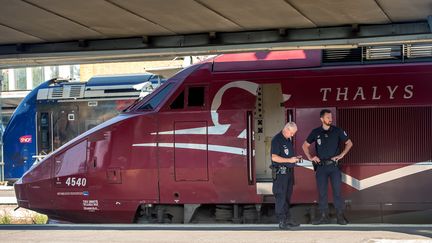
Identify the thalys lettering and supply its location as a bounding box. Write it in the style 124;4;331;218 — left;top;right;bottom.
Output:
320;85;414;102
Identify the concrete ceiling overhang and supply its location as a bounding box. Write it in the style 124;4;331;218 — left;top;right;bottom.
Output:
1;0;432;67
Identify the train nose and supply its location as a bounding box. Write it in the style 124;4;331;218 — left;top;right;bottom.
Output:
13;156;54;212
14;178;30;208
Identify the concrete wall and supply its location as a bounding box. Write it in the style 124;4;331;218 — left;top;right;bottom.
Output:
80;60;184;81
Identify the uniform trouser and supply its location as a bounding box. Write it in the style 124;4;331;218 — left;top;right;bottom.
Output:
272;171;294;221
315;164;344;213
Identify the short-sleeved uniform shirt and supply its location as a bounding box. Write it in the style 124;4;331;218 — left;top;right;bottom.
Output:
306;125;349;160
271;131;295;168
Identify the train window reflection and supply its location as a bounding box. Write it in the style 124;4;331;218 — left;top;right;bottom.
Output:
53;110;78;150
139;83;173;110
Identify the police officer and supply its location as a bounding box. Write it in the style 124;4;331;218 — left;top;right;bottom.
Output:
271;122;302;230
302;109;353;225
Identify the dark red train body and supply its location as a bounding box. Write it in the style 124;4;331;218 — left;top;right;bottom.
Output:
15;50;432;223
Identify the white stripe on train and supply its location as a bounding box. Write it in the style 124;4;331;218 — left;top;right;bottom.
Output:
132;143;432;191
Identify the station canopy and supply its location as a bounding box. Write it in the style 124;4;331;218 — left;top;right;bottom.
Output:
2;0;432;67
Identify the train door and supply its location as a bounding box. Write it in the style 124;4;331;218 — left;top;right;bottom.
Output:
174;121;208;181
36;111;52;156
254;83;287;182
36;105;79;155
171;86;209;182
158;85;210;203
52;106;79;151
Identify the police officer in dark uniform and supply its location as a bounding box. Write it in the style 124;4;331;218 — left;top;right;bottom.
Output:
271;122;302;230
302;109;353;225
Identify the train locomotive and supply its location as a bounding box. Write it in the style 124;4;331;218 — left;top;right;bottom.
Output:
14;48;432;224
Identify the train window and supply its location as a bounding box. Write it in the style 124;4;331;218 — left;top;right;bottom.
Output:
188;87;205;107
139;83;173;110
39;112;51;153
170;91;184;109
53;110;79;151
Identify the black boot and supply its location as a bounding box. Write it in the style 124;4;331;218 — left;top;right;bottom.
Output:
279;220;290;230
285;218;300;227
312;212;329;225
336;212;348;225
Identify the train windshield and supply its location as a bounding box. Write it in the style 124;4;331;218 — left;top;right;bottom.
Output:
138;83;173;110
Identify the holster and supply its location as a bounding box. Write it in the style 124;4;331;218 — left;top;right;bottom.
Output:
269;164;277;180
336;160;342;169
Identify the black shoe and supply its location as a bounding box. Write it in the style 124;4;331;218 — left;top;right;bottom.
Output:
336;213;348;225
278;221;291;230
285;218;300;227
312;212;330;225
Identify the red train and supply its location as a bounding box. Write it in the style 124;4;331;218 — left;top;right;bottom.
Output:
14;49;432;224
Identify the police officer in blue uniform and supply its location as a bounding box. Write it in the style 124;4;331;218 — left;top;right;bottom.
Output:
302;109;353;225
271;122;302;230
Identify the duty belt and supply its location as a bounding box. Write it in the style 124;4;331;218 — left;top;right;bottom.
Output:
320;160;337;166
276;166;294;174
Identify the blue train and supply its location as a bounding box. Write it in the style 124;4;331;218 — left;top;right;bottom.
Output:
2;73;164;180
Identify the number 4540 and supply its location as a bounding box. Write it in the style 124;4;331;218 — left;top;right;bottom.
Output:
65;177;87;187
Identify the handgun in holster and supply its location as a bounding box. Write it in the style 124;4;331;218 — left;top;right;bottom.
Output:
335;160;342;169
269;164;277;180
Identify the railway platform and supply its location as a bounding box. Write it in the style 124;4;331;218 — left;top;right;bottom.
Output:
0;224;431;243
